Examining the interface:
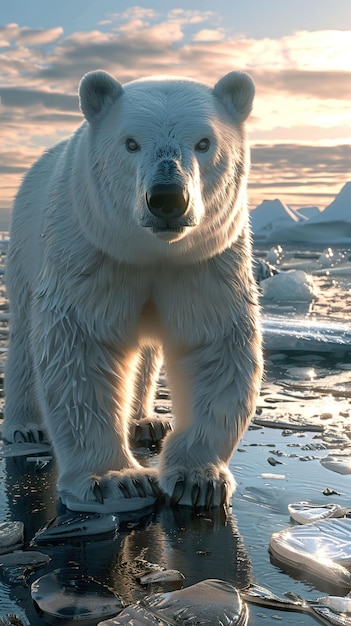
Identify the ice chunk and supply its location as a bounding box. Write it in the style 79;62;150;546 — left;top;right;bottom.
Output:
314;264;351;277
98;604;163;625
0;550;51;585
0;521;24;554
269;519;351;589
253;414;323;432
139;569;185;585
0;443;51;458
31;512;119;545
317;595;351;613
31;568;124;620
1;550;50;568
288;502;347;524
321;455;351;475
243;585;351;625
261;270;316;303
99;579;248;625
261;473;286;480
262;315;351;353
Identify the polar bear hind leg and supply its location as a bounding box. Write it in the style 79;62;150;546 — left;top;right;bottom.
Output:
3;287;46;445
129;345;173;449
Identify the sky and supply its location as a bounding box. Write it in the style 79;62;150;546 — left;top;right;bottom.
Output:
1;0;351;224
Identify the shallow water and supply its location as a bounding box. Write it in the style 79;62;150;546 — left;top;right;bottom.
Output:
0;240;350;625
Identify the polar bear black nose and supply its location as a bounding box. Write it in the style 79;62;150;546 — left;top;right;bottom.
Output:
146;184;189;219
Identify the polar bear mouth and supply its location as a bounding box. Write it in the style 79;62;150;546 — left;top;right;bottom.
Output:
140;217;194;241
140;218;196;237
152;224;186;233
151;225;188;242
141;214;196;233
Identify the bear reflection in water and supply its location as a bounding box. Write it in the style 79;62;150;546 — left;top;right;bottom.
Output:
4;456;251;624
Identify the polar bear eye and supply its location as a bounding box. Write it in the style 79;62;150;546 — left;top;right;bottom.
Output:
195;138;210;152
126;138;140;153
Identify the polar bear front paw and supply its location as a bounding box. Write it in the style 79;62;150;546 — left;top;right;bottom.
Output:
159;463;236;509
98;467;162;500
59;467;163;513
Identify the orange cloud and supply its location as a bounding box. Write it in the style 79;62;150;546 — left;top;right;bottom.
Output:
0;10;349;213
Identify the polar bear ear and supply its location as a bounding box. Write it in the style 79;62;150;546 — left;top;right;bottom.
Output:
79;70;123;123
213;72;255;123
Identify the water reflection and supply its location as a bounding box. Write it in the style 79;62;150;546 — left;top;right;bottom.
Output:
1;454;252;624
4;455;57;538
1;246;351;625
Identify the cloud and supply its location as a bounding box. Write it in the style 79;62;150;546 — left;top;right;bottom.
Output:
0;23;63;47
252;143;351;172
249;143;351;208
1;87;77;111
104;7;158;23
0;164;27;174
0;145;48;171
192;29;225;42
252;69;351;100
0;9;349;211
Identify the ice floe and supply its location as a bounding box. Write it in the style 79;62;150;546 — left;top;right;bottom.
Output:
98;579;248;626
320;455;351;475
138;568;185;585
0;550;50;585
243;585;351;625
253;413;324;432
116;557;185;592
31;512;119;546
269;519;351;590
0;443;52;459
31;568;124;621
262;315;351;353
281;370;351;396
288;502;348;524
317;595;351;614
0;521;24;554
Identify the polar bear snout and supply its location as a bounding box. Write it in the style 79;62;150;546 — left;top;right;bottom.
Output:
146;183;189;220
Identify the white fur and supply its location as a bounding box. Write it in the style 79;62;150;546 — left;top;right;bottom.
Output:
4;70;263;507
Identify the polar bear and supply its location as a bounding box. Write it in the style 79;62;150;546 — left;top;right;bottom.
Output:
4;70;263;511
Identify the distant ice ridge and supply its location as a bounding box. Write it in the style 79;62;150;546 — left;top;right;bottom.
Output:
250;182;351;245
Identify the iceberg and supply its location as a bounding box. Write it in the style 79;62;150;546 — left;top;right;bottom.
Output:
250;198;305;239
251;182;351;245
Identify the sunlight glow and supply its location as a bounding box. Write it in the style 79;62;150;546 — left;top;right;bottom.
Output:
307;369;316;381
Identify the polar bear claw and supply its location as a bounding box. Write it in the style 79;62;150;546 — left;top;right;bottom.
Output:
160;463;236;508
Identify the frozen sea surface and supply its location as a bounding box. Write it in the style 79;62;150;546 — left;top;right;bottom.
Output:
0;240;350;625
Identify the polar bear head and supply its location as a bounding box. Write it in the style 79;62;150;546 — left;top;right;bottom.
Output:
76;70;254;264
